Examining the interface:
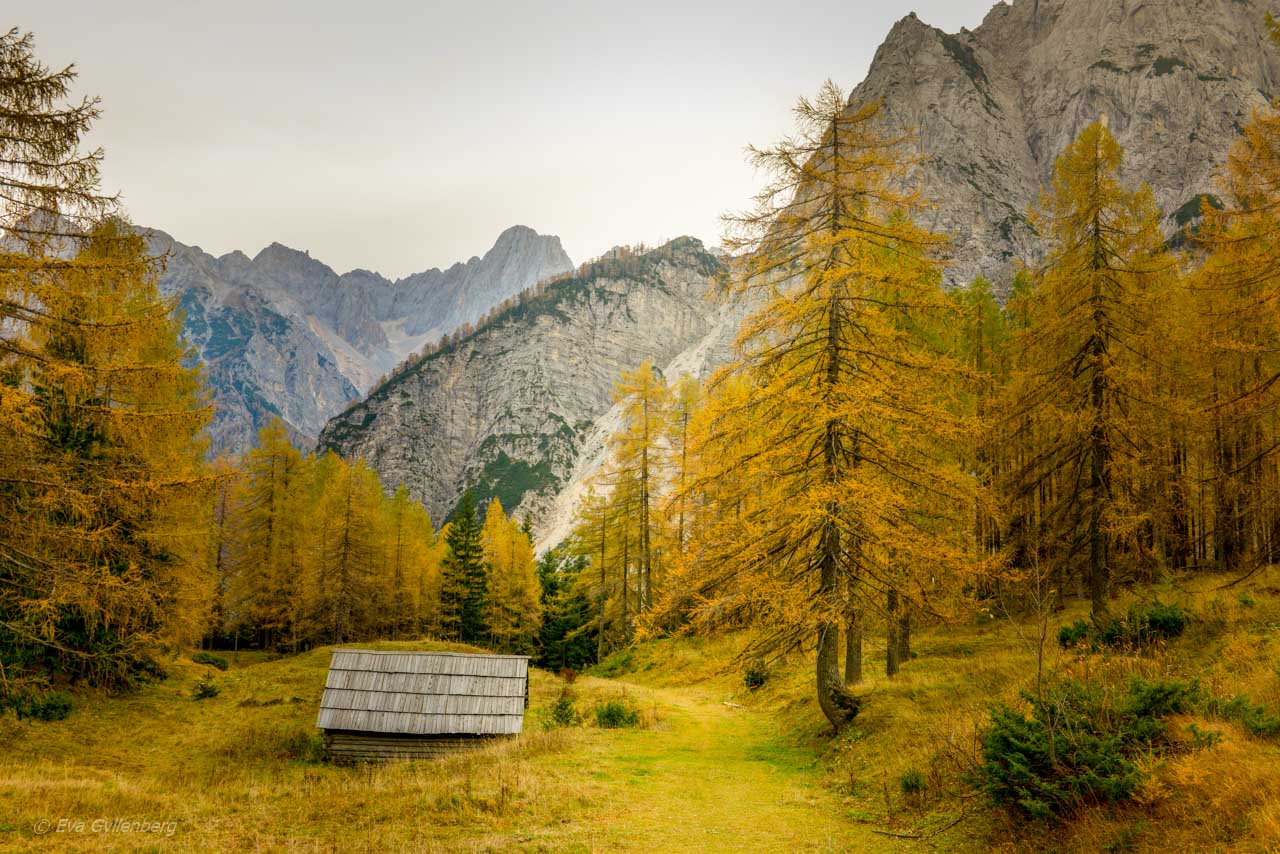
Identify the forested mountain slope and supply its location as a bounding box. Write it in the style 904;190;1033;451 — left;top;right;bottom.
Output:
318;238;729;526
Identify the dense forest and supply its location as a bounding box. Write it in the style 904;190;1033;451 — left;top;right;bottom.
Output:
565;79;1280;733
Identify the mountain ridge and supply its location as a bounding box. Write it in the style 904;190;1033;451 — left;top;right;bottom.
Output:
149;224;573;454
318;236;729;527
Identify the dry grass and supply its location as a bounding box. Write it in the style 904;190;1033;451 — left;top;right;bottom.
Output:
3;570;1280;851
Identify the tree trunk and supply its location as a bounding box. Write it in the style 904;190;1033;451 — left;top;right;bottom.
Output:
813;112;860;732
621;526;630;642
885;588;901;677
897;606;911;663
1087;194;1112;623
597;510;607;662
844;611;862;685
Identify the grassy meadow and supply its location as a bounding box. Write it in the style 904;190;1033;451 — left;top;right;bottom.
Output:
4;569;1280;852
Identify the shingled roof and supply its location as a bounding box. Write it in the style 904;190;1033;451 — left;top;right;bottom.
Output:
316;650;530;737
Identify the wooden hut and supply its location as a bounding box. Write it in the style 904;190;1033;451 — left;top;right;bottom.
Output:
316;649;530;762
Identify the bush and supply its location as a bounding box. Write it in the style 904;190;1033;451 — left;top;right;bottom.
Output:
899;768;925;797
974;677;1194;820
1187;723;1222;749
592;649;635;678
1058;620;1091;649
595;697;641;729
1121;676;1196;719
192;651;229;671
4;690;73;721
1058;602;1190;651
192;674;220;700
1130;601;1189;643
543;688;582;729
1205;694;1280;738
743;659;768;690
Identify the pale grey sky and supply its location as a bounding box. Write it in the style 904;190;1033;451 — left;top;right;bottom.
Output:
18;1;996;278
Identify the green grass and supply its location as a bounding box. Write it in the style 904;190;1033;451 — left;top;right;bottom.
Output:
6;572;1280;851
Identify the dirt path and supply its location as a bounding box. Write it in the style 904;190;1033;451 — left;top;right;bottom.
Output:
531;681;895;853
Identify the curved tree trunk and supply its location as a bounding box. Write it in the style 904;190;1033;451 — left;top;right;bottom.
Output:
817;621;860;730
814;111;860;732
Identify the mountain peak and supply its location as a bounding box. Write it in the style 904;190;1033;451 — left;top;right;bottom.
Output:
495;224;538;241
853;0;1279;290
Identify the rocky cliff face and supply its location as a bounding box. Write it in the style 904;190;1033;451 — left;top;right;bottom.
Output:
148;230;361;454
149;226;572;455
317;238;727;526
858;0;1280;289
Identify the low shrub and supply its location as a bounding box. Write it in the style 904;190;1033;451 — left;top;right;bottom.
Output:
974;677;1195;820
595;697;641;729
1205;694;1280;738
899;768;925;797
1131;600;1190;642
543;688;582;729
1058;602;1190;651
192;651;229;671
282;729;327;762
1187;722;1222;749
4;690;73;721
1121;676;1197;720
1058;619;1091;649
192;674;220;700
593;649;635;678
743;658;768;690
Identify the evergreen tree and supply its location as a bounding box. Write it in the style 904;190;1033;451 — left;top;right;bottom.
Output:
481;499;542;653
609;360;671;613
1194;107;1280;574
441;490;487;642
225;419;309;649
535;547;596;671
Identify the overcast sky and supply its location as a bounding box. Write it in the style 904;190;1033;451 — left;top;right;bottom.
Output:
18;1;996;279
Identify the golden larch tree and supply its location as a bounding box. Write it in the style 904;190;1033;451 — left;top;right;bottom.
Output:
681;83;975;730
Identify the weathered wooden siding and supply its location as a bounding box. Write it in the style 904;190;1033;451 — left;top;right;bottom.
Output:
324;731;506;763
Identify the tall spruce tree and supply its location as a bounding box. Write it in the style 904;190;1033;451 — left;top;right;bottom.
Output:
441;490;487;642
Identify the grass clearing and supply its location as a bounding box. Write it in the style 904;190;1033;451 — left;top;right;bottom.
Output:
4;570;1280;851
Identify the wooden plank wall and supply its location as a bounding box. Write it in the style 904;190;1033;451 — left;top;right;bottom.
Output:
324;732;509;763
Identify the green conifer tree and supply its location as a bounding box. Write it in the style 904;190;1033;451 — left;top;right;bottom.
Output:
441;490;487;642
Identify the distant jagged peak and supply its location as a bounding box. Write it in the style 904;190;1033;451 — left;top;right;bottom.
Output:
472;224;567;269
338;267;393;286
251;240;334;274
352;234;716;413
494;223;540;242
593;235;710;265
